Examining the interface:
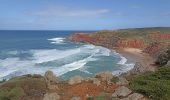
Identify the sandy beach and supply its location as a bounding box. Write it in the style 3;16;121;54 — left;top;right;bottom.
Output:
114;48;156;75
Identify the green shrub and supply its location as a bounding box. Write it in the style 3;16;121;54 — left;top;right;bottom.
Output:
129;66;170;100
0;75;47;99
86;92;106;100
110;76;119;83
0;87;25;100
0;79;6;83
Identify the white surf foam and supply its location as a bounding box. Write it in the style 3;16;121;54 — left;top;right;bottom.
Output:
31;48;81;63
0;44;126;80
0;44;103;79
48;37;65;44
0;58;34;79
113;53;135;76
53;56;95;76
118;56;127;65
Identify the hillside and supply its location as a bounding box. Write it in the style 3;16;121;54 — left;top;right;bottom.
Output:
68;27;170;60
0;27;170;100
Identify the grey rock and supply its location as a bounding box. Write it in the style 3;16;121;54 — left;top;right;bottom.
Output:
70;97;81;100
166;60;170;66
116;77;129;85
92;78;101;86
44;70;59;84
112;86;132;97
130;62;144;75
68;76;83;85
128;93;144;100
43;93;60;100
120;98;129;100
96;71;113;82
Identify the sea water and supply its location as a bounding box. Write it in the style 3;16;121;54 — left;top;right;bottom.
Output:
0;30;134;80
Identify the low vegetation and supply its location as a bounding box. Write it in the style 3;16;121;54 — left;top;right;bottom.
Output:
129;66;170;100
0;79;6;83
155;46;170;66
0;74;47;100
0;87;25;100
86;92;109;100
110;76;119;83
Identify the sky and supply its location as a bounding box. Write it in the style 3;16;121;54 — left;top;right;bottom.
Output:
0;0;170;30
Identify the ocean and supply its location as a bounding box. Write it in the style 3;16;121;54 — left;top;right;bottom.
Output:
0;30;134;80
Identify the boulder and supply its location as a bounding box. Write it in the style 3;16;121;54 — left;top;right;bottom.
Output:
92;78;101;86
95;71;113;82
47;84;59;91
43;93;60;100
128;93;144;100
116;77;129;85
70;97;81;100
120;98;129;100
130;62;144;75
112;86;132;97
166;60;170;66
68;76;83;85
44;70;59;84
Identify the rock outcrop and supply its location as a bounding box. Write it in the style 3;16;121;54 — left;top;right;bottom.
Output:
112;86;132;97
68;76;83;85
116;77;129;85
70;97;81;100
43;93;60;100
128;93;144;100
44;70;59;91
44;70;59;84
129;62;145;75
95;71;113;82
92;78;101;86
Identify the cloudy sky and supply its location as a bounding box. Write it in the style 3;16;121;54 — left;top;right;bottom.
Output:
0;0;170;30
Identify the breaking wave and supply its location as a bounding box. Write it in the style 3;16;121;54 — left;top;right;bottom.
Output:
48;37;65;44
0;44;113;80
113;54;135;76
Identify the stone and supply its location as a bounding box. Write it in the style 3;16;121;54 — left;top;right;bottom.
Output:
44;70;59;84
130;62;144;75
95;71;113;82
92;78;101;86
70;97;81;100
116;77;129;85
43;93;60;100
47;84;59;91
112;86;132;97
128;93;144;100
68;76;83;85
166;60;170;66
120;98;129;100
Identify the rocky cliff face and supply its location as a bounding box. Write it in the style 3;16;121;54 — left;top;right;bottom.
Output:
68;33;95;44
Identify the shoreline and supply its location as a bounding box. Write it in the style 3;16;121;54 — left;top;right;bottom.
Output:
114;48;156;76
115;48;143;64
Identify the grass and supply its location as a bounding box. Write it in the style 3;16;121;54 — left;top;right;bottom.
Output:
129;66;170;100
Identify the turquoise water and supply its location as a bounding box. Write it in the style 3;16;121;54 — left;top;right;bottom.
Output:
0;30;134;80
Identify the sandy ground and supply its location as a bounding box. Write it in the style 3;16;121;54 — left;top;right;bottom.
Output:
114;48;156;73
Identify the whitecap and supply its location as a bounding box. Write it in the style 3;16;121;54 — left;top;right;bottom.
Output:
112;52;135;76
48;37;65;44
31;48;81;64
52;55;96;76
0;44;129;80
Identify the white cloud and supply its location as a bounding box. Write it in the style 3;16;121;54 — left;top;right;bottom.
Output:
30;6;110;18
